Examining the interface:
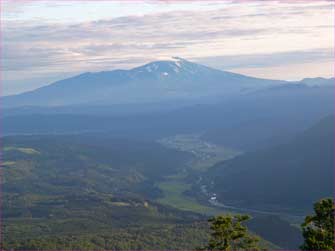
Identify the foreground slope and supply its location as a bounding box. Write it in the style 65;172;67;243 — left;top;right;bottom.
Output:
206;115;334;212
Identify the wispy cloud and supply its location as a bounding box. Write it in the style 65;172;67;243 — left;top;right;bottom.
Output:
193;48;334;70
1;0;333;95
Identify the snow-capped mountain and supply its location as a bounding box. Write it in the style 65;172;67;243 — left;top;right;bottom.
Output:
130;57;217;78
3;57;292;108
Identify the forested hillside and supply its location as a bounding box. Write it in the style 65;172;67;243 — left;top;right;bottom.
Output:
2;135;288;250
206;116;334;211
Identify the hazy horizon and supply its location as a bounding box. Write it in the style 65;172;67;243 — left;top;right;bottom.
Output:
1;0;334;95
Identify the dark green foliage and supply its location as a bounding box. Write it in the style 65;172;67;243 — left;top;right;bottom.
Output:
0;134;306;250
2;135;210;250
3;223;210;250
204;214;260;250
300;198;334;250
2;135;192;199
207;116;334;211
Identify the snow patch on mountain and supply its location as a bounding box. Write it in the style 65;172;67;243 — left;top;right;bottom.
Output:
131;57;191;76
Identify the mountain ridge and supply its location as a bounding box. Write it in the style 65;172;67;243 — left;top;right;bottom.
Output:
3;57;333;108
205;115;334;212
3;57;289;108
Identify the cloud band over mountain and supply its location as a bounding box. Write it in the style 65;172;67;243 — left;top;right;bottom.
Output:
2;0;333;95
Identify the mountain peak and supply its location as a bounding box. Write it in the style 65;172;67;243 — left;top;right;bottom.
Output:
3;57;290;108
171;56;186;62
130;57;191;76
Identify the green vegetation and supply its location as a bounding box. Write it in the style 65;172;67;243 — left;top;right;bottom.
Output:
1;134;314;250
2;135;210;250
4;146;40;155
2;135;192;200
156;134;238;215
2;161;16;167
158;134;241;171
203;214;260;250
300;198;334;250
3;223;211;250
157;180;222;215
206;116;334;211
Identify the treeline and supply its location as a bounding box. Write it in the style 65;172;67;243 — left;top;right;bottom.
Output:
3;198;333;250
3;223;210;250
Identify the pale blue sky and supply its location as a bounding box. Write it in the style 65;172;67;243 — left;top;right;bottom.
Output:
2;0;334;95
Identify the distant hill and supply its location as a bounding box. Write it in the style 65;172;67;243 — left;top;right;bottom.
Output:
4;84;333;155
202;84;334;150
3;57;288;108
206;115;334;212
